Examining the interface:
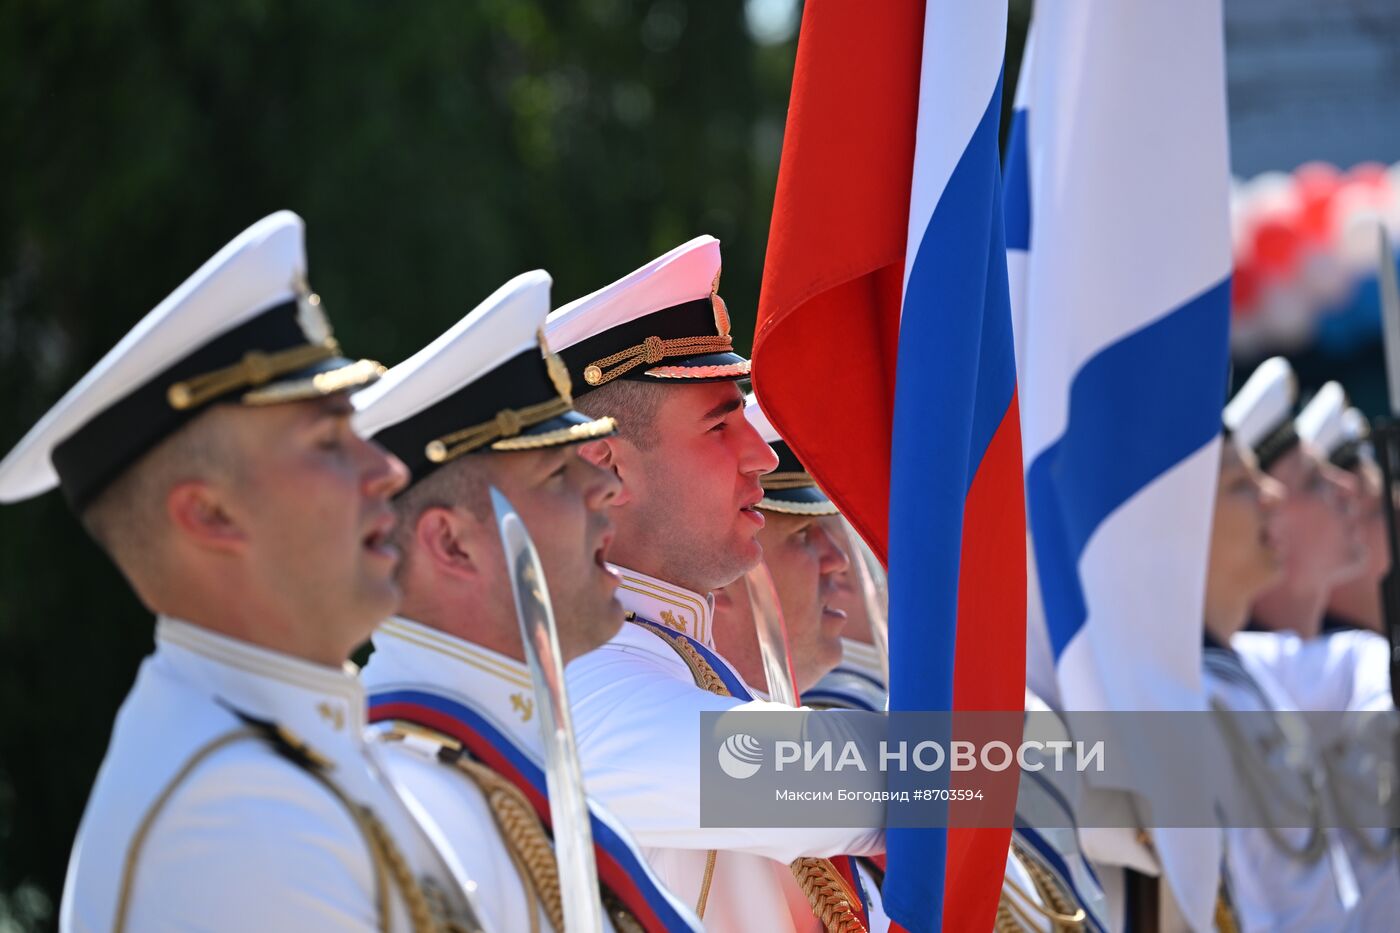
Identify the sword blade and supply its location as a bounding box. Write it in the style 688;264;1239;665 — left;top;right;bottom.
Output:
489;487;605;933
841;517;891;690
744;560;801;706
1378;224;1400;416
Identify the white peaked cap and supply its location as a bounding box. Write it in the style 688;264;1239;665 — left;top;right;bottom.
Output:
1341;408;1369;445
353;271;553;436
0;211;377;506
546;236;721;351
353;271;615;482
544;236;748;393
1295;382;1347;456
744;392;782;445
1224;356;1297;453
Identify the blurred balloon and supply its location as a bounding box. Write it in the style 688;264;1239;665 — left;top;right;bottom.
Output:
1231;160;1400;359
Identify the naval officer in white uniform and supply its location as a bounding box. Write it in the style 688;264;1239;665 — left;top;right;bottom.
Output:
546;237;884;932
723;396;1107;933
710;393;853;701
1208;364;1360;932
0;212;480;932
353;269;701;932
1230;379;1398;932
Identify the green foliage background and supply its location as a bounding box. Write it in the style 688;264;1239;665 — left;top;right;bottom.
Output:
0;2;1029;927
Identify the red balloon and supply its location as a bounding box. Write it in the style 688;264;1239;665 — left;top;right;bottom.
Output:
1294;162;1341;244
1231;258;1262;315
1253;217;1302;278
1347;162;1389;190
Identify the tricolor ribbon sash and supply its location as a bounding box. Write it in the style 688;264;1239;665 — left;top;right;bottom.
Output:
367;688;700;932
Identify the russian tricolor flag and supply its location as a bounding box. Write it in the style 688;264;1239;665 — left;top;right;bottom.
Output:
1007;3;1231;929
754;3;1022;930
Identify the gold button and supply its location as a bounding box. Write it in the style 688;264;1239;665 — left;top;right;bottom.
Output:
584;364;604;385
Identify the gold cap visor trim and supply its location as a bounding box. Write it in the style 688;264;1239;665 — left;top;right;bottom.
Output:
762;471;821;491
490;416;618;452
645;360;752;380
241;358;386;406
756;495;840;516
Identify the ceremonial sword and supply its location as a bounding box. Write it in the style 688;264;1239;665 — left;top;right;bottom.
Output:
744;560;801;706
489;487;606;933
840;517;891;690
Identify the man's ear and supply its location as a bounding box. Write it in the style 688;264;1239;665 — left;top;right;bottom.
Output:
415;506;480;580
167;481;246;553
577;437;632;506
577;438;615;469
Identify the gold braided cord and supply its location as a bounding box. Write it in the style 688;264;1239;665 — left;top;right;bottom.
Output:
1209;700;1327;862
425;395;574;464
490;416;618;452
757;496;841;516
694;850;718;919
998;888;1063;933
644;623;732;697
996;880;1078;933
644;361;751;380
116;727;444;933
450;756;562;933
348;800;442;933
790;857;868;933
1322;747;1399;860
1214;886;1241;933
634;619;867;933
166;340;342;409
994;897;1017;932
242;358;385;406
115;730;268;933
761;471;819;491
1002;838;1086;931
386;722;649;933
583;334;734;386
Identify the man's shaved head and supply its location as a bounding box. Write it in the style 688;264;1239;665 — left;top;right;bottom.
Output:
81;407;237;582
574;381;666;450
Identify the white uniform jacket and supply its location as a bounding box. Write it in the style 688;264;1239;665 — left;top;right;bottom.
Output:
60;617;478;933
1231;629;1392;713
1204;636;1357;933
362;617;702;933
1232;629;1399;933
566;567;885;932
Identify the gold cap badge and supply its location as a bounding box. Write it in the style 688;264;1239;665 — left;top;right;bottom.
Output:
710;269;730;337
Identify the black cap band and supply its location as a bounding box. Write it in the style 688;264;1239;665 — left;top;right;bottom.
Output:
1255;420;1300;472
372;345;583;484
1332;440;1364;472
52;300;349;511
758;439;836;512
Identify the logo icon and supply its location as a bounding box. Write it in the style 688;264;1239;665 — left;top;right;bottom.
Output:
717;733;764;780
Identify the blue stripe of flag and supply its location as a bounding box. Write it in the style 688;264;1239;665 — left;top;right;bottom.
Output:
885;70;1014;932
1003;107;1031;252
1025;279;1230;656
